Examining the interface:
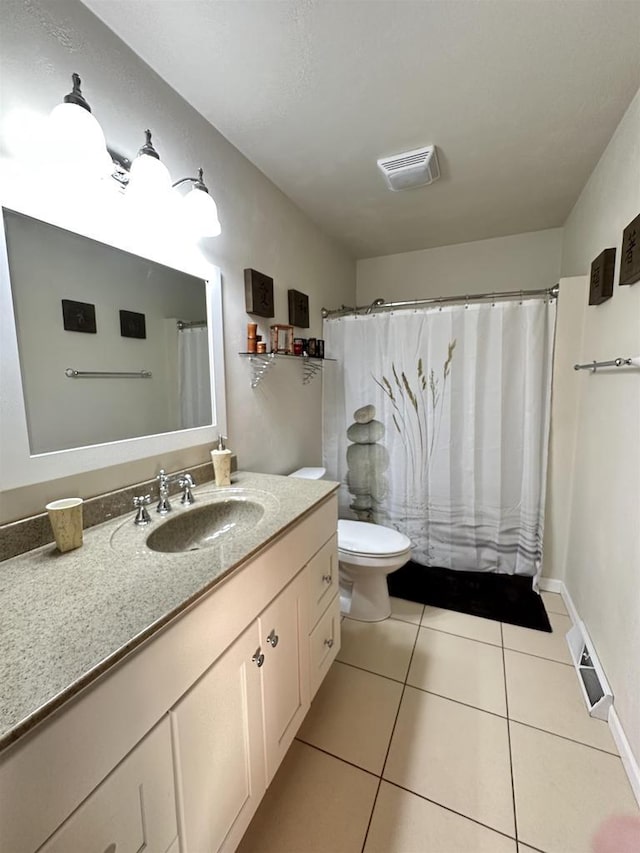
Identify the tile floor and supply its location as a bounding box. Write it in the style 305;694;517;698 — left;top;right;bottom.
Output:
238;592;638;853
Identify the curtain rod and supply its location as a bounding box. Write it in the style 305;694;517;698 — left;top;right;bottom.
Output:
321;284;559;319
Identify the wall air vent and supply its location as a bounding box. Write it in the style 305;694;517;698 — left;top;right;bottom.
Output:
566;621;613;721
377;145;440;192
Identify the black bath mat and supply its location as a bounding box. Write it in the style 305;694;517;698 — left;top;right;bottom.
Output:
387;561;552;632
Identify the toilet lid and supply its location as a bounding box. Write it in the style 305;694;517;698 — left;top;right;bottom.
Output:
289;467;326;480
338;520;411;558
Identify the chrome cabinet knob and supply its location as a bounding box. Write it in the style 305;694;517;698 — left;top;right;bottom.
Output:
267;629;279;648
324;638;334;649
252;648;265;667
322;574;332;584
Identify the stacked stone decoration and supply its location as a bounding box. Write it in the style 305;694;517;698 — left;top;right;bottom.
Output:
346;404;389;521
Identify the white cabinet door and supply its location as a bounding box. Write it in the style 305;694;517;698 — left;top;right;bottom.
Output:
171;622;265;853
258;570;310;784
39;717;177;853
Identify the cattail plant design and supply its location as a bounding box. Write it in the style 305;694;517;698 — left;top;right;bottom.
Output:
372;340;456;496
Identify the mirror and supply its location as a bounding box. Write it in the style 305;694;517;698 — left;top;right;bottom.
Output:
0;204;227;492
3;209;213;454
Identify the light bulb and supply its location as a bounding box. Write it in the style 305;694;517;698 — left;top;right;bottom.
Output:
127;153;171;199
126;129;171;203
47;75;112;181
181;185;222;237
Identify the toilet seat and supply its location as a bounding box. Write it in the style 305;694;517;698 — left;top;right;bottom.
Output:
338;519;411;558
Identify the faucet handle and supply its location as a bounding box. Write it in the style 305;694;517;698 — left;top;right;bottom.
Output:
178;473;195;505
133;494;152;526
156;468;173;514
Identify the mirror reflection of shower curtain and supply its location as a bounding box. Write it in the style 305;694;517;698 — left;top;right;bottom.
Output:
178;326;211;429
323;298;556;581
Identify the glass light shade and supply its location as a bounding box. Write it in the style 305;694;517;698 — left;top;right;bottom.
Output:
181;185;222;237
127;152;171;199
47;102;112;180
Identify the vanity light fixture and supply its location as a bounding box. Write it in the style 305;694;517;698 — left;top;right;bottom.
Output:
173;168;222;237
48;73;113;180
43;73;221;237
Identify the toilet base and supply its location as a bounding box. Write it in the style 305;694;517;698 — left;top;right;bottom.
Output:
339;573;392;622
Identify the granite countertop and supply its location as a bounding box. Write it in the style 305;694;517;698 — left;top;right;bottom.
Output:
0;471;339;752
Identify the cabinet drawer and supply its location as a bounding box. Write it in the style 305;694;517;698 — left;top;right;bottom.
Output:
39;717;177;853
309;593;341;699
307;535;338;630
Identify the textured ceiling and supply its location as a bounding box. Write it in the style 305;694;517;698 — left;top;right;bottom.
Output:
81;0;640;258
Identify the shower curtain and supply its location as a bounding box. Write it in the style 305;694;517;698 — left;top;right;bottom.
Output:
323;298;556;580
178;326;211;429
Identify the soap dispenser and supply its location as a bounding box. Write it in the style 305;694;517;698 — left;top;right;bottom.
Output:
211;435;232;486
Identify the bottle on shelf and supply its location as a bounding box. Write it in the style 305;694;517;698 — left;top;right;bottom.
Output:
247;322;257;354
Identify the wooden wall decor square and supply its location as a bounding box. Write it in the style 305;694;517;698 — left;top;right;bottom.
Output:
244;268;274;318
288;289;309;328
589;248;616;305
61;299;97;333
619;213;640;286
120;310;146;339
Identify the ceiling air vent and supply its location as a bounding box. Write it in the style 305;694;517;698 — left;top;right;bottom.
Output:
377;145;440;192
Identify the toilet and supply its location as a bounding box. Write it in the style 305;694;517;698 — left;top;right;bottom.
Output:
289;468;412;622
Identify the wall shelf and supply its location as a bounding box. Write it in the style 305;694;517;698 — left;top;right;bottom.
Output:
239;353;335;388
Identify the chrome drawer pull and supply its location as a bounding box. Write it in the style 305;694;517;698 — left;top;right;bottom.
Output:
252;648;265;667
267;629;279;648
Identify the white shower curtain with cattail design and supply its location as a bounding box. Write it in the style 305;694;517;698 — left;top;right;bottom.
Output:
178;326;211;429
323;298;556;580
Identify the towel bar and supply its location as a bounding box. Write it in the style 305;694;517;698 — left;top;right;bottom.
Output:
573;357;634;372
64;368;152;379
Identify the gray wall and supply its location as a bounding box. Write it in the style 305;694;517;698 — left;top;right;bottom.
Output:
356;228;562;304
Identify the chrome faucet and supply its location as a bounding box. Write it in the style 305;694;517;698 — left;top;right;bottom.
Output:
156;469;196;514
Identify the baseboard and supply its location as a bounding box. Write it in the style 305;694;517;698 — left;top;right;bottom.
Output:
609;706;640;807
539;576;581;626
538;577;563;594
539;577;640;807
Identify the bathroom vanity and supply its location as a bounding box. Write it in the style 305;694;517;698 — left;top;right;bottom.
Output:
0;472;340;853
